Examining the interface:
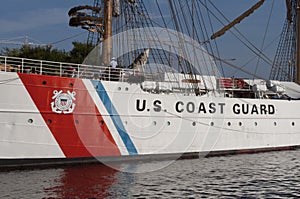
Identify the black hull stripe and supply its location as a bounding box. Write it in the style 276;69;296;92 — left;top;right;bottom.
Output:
1;145;299;170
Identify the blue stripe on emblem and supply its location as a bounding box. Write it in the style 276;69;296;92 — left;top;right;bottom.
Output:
91;80;138;155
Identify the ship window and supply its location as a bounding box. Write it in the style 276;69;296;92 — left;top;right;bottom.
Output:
227;122;231;126
153;121;157;125
210;122;214;126
47;119;52;124
239;122;242;126
167;121;171;126
274;122;277;126
118;87;121;91
192;122;196;126
254;122;258;126
292;122;295;126
99;120;104;125
125;87;129;91
69;83;73;87
42;80;47;85
75;120;79;124
28;119;33;124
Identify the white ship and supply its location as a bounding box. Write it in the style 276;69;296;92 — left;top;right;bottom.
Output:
1;0;300;168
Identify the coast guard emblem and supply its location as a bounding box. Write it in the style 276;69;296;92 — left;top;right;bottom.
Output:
51;90;76;114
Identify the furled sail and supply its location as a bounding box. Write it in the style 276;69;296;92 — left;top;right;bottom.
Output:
211;0;265;40
68;5;103;32
113;0;121;17
129;49;150;69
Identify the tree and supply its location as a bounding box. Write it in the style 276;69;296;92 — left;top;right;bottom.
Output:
68;41;94;64
1;41;94;64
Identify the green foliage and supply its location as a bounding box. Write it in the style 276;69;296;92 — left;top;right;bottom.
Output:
1;42;94;64
68;41;94;63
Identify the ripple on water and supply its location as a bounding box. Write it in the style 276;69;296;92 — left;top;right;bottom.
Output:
0;150;300;198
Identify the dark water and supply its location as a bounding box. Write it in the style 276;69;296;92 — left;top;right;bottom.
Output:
1;150;300;198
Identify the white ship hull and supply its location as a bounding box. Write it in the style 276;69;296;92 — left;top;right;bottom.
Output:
1;69;300;167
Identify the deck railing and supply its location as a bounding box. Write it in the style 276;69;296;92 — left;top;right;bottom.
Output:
0;55;157;82
1;55;252;95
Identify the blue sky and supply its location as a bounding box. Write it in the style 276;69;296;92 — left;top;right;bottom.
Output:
0;0;287;77
0;0;88;50
0;1;285;49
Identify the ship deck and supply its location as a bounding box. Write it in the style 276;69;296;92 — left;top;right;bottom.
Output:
1;55;300;99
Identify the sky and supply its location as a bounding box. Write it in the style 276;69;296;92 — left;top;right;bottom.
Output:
0;0;287;77
0;0;89;50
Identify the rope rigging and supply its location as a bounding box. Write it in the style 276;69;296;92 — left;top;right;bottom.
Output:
67;0;298;93
270;0;299;82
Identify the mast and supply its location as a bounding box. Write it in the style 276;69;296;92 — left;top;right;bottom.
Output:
102;0;113;65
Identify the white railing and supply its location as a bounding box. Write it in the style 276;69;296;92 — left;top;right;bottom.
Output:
0;55;157;82
1;56;250;96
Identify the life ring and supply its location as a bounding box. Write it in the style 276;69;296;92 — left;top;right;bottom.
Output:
236;79;245;88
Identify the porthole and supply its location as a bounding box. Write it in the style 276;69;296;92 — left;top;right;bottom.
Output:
210;122;214;126
118;87;121;91
274;122;277;126
47;119;52;125
254;122;258;126
238;122;242;126
99;120;104;125
192;122;196;126
42;80;47;85
69;83;73;87
125;87;129;91
292;122;295;126
75;120;79;125
167;121;171;126
153;121;157;126
227;122;231;126
28;119;33;124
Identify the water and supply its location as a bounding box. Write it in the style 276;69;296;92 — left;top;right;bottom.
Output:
1;150;300;198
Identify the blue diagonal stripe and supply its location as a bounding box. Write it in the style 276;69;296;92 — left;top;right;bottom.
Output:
91;80;138;155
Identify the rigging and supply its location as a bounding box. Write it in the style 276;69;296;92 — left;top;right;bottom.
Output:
270;0;299;82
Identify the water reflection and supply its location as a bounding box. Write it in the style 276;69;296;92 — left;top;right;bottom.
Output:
45;164;120;198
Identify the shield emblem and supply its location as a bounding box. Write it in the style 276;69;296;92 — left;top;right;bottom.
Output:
51;90;76;114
